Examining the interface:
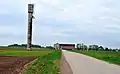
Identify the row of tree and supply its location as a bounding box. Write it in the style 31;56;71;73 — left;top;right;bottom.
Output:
8;44;55;49
8;44;41;48
76;43;120;51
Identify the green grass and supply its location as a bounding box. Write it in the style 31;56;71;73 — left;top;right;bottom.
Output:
0;47;61;74
0;50;54;56
23;50;61;74
0;47;54;56
72;50;120;65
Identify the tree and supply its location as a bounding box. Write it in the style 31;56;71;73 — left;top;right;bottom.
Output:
32;44;41;48
99;46;104;51
8;44;41;48
89;45;92;50
77;43;87;50
46;46;54;49
89;45;99;50
109;48;112;51
83;45;87;50
21;44;27;47
8;44;19;47
77;44;83;50
105;47;109;51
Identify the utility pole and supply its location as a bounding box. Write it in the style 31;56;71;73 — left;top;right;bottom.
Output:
27;4;34;50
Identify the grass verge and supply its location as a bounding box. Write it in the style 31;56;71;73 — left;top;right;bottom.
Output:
22;50;61;74
0;47;54;56
72;50;120;65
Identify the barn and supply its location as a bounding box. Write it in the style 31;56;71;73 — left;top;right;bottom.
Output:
54;43;75;50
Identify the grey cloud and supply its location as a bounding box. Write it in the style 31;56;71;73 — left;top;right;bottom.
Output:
0;0;120;48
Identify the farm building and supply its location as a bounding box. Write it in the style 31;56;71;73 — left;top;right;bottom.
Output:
54;43;75;50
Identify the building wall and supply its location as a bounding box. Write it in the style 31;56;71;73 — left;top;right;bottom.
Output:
60;46;75;50
54;43;75;50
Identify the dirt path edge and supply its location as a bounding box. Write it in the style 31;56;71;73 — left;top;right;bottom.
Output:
60;51;73;74
19;58;38;74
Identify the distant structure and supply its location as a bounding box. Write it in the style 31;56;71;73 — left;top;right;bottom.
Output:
77;43;88;50
27;4;34;50
54;43;75;50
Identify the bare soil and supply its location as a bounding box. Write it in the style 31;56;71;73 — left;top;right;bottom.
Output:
0;56;37;74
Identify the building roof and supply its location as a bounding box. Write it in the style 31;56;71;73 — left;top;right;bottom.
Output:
59;44;75;46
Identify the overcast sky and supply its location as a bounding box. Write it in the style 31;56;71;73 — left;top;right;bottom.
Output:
0;0;120;48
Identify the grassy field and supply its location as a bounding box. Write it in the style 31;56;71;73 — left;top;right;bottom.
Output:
72;50;120;65
0;47;61;73
0;47;54;56
22;50;61;74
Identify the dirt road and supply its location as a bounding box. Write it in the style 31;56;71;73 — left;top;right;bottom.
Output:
63;50;120;74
